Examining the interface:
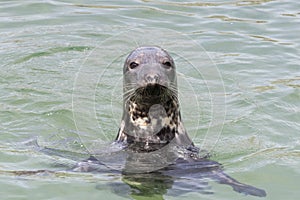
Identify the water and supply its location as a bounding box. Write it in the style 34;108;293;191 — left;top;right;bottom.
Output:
0;0;299;199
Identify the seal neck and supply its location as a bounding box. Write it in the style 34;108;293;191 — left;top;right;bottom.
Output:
116;98;182;152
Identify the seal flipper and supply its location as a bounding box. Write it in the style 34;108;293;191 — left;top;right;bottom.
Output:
212;170;267;197
160;158;266;197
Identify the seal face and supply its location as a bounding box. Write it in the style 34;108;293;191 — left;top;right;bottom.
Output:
115;46;194;152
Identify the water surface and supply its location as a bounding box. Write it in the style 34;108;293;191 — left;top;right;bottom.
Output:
0;1;299;199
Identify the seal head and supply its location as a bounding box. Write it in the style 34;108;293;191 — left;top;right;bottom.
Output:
116;46;193;152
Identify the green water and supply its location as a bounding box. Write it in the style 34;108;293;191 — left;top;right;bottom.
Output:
1;0;299;199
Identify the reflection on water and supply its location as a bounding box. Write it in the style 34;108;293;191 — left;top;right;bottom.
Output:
254;76;300;91
207;15;267;23
13;46;91;64
140;0;276;7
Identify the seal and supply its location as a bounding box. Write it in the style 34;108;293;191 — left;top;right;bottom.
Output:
112;46;266;197
115;46;194;152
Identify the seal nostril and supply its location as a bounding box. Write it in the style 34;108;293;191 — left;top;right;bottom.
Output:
146;74;160;84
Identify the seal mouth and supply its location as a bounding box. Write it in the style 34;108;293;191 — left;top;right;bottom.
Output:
136;84;166;97
131;84;176;104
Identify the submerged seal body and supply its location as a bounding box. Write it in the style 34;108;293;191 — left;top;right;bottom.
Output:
116;46;194;152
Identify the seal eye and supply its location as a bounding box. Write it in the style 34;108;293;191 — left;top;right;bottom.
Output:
162;61;172;68
129;62;139;69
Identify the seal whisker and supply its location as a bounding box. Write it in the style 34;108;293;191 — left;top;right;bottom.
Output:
122;89;135;97
122;89;136;98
